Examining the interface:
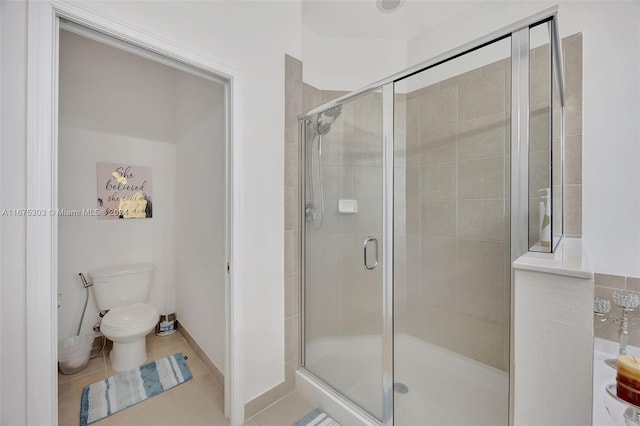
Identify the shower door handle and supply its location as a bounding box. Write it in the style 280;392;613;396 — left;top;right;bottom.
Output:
363;237;378;270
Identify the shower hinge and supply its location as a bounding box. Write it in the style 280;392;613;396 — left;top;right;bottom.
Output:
227;262;230;273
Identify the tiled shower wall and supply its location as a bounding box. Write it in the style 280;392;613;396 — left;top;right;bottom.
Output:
283;55;302;392
394;33;582;371
396;56;512;371
562;34;583;236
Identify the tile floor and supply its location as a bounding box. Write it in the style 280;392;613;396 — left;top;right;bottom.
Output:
58;331;316;426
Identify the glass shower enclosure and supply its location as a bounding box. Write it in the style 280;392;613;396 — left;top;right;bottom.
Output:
299;9;565;426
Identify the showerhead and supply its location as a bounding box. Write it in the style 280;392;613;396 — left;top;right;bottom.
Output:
317;119;332;136
323;104;342;119
314;104;342;136
307;104;342;137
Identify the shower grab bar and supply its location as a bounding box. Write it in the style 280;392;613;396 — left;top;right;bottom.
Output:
363;237;378;270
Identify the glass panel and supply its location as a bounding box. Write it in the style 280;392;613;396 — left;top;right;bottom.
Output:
551;26;564;250
394;37;511;426
303;89;384;420
528;22;552;252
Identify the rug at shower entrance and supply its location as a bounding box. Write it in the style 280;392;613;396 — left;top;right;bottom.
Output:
80;352;192;426
292;407;341;426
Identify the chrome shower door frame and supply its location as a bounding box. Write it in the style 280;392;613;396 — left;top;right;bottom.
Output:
298;84;390;425
381;83;395;426
299;7;565;426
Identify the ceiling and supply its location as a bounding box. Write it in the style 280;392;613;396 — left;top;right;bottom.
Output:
302;0;484;41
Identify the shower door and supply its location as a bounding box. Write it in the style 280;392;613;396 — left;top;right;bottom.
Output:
302;87;387;421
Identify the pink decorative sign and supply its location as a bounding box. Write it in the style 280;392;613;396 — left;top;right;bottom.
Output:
96;162;152;219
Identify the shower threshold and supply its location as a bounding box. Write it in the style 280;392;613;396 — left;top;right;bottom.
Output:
297;333;508;426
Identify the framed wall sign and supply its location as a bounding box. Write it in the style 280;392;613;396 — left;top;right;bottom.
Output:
97;162;152;219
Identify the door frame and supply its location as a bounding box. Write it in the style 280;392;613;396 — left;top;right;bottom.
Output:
25;1;245;424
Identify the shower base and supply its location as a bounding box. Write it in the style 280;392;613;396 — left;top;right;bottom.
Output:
297;333;508;426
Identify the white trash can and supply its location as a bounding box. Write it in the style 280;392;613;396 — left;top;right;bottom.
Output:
58;335;94;375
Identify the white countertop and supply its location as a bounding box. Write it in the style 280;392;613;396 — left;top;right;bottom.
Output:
513;237;593;279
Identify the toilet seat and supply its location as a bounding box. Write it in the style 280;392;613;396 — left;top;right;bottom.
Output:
101;303;158;337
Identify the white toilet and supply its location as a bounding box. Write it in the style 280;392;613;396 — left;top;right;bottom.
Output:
90;263;159;372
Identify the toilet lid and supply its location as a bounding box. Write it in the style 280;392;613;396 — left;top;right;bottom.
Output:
102;303;158;329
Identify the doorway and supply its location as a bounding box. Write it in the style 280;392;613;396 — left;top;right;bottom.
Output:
56;24;229;424
25;4;242;425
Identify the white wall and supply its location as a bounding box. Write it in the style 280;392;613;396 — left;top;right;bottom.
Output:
0;2;28;424
406;1;640;277
58;131;176;333
175;70;227;372
58;30;177;341
302;26;407;92
573;1;640;278
0;1;301;421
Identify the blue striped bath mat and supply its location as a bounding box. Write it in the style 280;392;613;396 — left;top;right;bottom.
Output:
292;407;340;426
80;353;192;426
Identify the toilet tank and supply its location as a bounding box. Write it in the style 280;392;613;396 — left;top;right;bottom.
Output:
89;263;154;311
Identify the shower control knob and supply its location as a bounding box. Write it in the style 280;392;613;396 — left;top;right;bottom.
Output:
305;203;316;222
